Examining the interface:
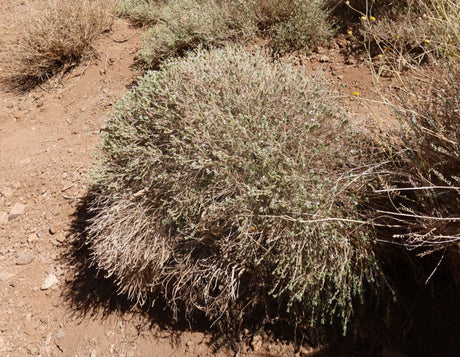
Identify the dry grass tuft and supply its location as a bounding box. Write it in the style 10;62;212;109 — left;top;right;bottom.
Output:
4;0;113;88
345;0;460;73
369;62;460;284
87;46;388;335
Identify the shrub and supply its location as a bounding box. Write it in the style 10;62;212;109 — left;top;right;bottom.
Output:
117;0;165;25
345;0;460;72
138;0;253;66
138;0;333;66
87;47;387;334
6;0;113;88
370;62;460;284
256;0;333;54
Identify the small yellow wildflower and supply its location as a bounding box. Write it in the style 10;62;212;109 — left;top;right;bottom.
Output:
377;54;383;59
353;91;360;97
347;29;353;35
395;35;400;39
370;16;376;22
424;39;430;44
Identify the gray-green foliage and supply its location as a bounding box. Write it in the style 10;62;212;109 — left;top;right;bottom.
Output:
88;47;385;332
117;0;165;25
138;0;333;66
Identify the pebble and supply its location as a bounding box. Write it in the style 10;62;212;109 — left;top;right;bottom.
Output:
27;233;39;243
0;211;8;224
15;250;34;265
40;273;58;290
0;186;13;198
9;203;26;220
56;328;65;339
319;55;331;63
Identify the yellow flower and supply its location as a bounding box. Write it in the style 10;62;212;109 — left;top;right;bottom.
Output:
395;35;400;39
370;16;376;22
347;29;353;35
353;91;360;97
377;54;383;59
424;39;430;44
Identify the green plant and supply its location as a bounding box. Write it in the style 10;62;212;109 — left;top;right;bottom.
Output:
117;0;165;25
137;0;333;66
138;0;252;66
87;47;387;334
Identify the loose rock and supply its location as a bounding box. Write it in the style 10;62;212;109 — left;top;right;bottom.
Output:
9;203;26;220
319;55;331;63
0;186;13;198
56;328;65;339
27;233;39;243
40;273;58;290
0;211;8;224
15;250;34;265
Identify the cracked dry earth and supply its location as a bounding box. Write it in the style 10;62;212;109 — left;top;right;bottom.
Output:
0;2;397;357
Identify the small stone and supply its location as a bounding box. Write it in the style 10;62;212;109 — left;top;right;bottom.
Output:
9;203;26;220
319;55;331;63
45;333;52;346
0;187;13;198
56;328;65;339
49;223;64;235
51;205;61;216
40;273;58;290
6;103;13;109
15;250;34;265
0;211;8;224
13;111;24;122
55;233;66;243
27;233;39;243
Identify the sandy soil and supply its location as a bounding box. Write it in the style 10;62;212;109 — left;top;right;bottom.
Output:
0;2;398;356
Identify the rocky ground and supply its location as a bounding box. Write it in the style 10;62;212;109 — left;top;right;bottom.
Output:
0;1;398;356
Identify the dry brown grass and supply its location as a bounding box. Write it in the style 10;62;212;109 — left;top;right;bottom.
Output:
4;0;113;89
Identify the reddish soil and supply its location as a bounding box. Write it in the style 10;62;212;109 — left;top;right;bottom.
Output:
0;2;400;356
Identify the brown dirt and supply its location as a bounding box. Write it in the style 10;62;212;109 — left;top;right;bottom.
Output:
0;2;401;356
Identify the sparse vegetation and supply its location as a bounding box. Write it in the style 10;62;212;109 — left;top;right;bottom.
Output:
87;46;388;334
3;0;457;352
117;0;164;25
138;0;333;66
5;0;113;88
82;0;459;349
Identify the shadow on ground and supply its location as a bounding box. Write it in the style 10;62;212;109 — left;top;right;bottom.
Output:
62;193;460;357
